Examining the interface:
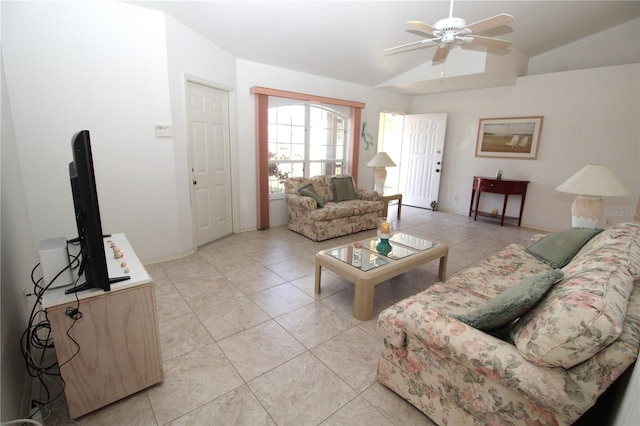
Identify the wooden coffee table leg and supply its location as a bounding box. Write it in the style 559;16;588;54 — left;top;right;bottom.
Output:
353;278;375;321
315;259;322;294
438;253;448;281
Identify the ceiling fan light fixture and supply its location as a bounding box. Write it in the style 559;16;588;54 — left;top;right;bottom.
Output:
434;17;466;30
441;33;457;43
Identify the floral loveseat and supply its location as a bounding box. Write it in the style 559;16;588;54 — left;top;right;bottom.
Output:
284;175;384;241
377;222;640;425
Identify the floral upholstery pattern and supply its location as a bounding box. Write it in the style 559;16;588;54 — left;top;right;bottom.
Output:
308;199;382;221
568;284;640;401
378;244;551;348
284;175;383;241
510;222;640;369
377;222;640;425
511;265;633;368
446;243;553;300
568;221;640;279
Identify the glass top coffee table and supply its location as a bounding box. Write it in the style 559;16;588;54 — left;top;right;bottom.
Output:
315;232;448;321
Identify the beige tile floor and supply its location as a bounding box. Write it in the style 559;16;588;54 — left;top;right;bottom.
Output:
36;206;541;425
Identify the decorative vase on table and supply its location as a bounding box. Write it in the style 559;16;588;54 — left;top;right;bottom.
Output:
376;217;394;256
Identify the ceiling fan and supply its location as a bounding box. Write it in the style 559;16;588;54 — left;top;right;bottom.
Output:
384;0;514;63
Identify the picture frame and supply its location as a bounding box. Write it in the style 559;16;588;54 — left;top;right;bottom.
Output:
475;116;544;159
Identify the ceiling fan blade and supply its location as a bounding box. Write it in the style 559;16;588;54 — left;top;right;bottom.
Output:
465;13;514;34
432;44;450;62
407;29;433;38
407;20;438;35
468;35;512;49
384;38;440;55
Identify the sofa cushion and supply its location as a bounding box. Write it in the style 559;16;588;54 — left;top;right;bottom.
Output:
378;282;489;348
511;265;633;368
298;184;325;207
308;199;382;221
331;177;356;202
285;176;332;202
284;177;309;194
526;227;602;269
446;243;551;299
454;269;564;331
567;221;640;280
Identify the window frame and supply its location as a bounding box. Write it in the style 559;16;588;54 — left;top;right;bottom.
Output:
267;98;350;198
251;86;365;229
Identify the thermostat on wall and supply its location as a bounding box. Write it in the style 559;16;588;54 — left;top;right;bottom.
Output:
155;125;172;137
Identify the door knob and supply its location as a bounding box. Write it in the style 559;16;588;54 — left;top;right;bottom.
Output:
193;180;198;185
435;169;440;173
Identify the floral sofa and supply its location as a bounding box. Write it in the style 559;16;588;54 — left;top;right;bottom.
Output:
284;175;384;241
377;222;640;425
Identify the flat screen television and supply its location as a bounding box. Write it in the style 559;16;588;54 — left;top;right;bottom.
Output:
67;130;111;293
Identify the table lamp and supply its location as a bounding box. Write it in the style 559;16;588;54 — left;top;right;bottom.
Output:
367;152;396;195
555;164;631;228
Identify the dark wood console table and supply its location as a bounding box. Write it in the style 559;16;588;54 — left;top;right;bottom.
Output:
469;176;529;226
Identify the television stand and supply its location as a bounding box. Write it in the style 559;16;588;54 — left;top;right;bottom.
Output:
63;282;92;294
42;234;163;419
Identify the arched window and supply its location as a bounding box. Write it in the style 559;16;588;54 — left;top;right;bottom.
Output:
251;86;365;229
268;98;350;197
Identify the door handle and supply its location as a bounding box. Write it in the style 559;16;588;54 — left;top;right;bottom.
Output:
193;180;198;185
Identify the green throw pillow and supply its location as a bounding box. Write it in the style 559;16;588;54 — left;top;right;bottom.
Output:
299;184;325;207
331;177;356;202
453;269;564;331
526;228;603;269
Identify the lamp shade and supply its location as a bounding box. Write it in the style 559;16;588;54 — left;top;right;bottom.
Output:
367;152;397;168
555;164;631;197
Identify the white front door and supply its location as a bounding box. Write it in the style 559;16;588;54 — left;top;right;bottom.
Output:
187;82;233;246
398;113;447;208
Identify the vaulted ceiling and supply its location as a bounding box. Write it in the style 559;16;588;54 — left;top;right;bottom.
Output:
129;1;640;95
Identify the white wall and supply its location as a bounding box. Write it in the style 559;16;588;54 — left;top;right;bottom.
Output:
235;59;410;228
528;18;640;76
2;0;639;420
2;1;178;261
410;64;640;232
164;14;238;255
1;58;36;421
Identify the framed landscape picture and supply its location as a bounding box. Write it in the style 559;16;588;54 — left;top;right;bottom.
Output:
475;116;544;159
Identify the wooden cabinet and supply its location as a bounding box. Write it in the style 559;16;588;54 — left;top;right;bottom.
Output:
469;176;529;226
43;234;163;419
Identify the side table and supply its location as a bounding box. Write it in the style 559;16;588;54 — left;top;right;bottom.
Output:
469;176;529;226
